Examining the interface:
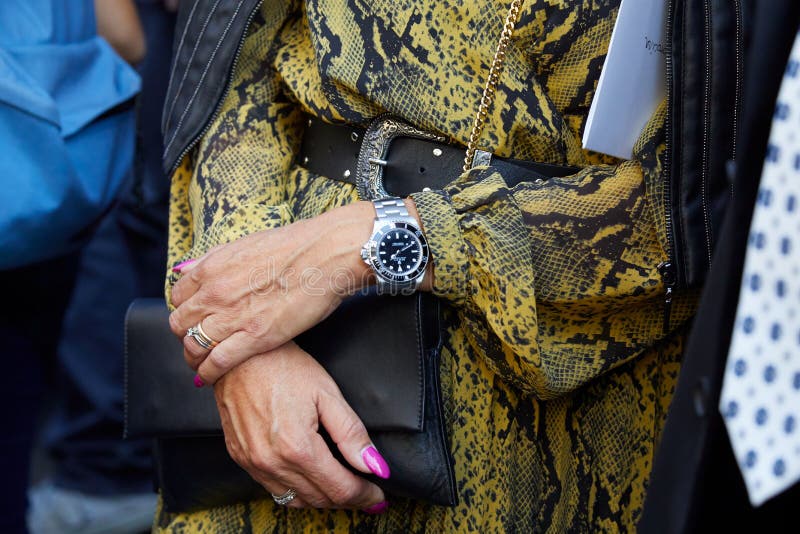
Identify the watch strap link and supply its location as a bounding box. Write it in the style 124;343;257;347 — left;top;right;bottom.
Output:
373;198;410;220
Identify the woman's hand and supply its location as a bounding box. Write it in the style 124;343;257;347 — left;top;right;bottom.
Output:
169;202;376;384
214;342;389;512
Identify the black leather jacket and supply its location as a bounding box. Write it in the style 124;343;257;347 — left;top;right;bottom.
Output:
162;0;747;292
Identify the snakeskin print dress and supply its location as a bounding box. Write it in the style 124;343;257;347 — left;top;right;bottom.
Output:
160;1;697;531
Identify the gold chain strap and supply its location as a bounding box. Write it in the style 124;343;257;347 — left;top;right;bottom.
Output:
463;0;525;172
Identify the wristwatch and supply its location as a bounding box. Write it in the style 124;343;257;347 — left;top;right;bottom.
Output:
361;197;430;294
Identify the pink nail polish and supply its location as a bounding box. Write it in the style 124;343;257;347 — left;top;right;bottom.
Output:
361;446;390;479
172;259;196;273
193;375;205;388
363;501;389;514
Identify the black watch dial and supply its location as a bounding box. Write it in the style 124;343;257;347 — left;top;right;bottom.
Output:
378;228;421;274
372;222;429;283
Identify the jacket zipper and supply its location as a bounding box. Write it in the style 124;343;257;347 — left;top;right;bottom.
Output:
731;0;743;165
169;0;265;177
661;0;677;333
658;261;676;334
700;0;713;271
660;0;743;333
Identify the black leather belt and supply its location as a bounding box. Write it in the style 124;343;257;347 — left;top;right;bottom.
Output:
299;115;580;199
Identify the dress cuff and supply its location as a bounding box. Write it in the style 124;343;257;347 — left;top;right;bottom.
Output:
410;188;472;305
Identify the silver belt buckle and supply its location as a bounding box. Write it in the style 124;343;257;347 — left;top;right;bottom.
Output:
355;115;447;201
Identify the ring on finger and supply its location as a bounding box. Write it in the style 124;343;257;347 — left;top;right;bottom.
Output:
271;488;298;506
185;321;219;349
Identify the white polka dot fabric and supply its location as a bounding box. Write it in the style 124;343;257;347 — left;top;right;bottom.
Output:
720;30;800;507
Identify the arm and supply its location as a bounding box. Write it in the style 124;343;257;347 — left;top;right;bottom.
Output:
94;0;146;64
165;0;308;371
409;102;696;399
171;102;694;401
165;7;387;512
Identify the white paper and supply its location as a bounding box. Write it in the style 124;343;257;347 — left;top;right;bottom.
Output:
582;0;667;160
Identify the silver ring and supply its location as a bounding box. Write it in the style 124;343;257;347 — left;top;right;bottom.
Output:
270;488;297;506
185;322;219;349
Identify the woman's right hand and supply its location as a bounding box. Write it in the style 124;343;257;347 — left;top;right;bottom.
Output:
214;341;390;513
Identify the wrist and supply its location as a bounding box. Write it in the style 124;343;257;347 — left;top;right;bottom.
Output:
318;201;376;293
319;199;434;295
402;198;434;292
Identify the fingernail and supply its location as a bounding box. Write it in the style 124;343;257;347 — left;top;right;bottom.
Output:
361;446;390;479
363;501;389;514
172;259;196;273
193;374;205;388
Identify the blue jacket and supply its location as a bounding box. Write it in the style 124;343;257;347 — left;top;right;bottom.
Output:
0;0;141;269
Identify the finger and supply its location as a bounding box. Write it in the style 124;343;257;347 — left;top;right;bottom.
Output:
171;250;215;305
284;498;310;509
181;315;231;370
238;449;335;509
182;334;209;370
168;298;206;339
253;474;329;509
317;390;390;480
249;470;330;509
196;313;233;345
171;258;197;274
239;441;379;510
172;245;220;275
178;255;203;274
197;331;267;385
228;399;385;510
182;332;218;372
175;244;224;280
299;430;386;509
221;418;333;508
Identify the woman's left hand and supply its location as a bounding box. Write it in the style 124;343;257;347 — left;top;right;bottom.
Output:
169;202;376;384
214;341;389;511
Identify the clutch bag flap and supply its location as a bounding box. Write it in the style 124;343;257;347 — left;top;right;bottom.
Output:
124;292;428;437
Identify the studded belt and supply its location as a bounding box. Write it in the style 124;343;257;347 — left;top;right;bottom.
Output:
299;114;580;200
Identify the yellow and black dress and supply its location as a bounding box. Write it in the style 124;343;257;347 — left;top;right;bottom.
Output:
161;1;696;532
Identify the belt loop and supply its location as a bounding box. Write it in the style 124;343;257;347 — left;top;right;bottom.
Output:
470;149;493;169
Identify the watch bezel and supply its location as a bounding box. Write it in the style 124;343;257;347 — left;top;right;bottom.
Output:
366;221;429;286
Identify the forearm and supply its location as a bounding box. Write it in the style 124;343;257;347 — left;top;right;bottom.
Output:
408;158;694;398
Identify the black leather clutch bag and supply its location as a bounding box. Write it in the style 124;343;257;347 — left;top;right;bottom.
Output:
124;292;457;513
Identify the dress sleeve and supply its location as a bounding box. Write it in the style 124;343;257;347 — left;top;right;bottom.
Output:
410;102;697;399
165;6;302;304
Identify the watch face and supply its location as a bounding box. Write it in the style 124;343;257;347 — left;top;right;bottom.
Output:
371;222;429;283
378;227;421;274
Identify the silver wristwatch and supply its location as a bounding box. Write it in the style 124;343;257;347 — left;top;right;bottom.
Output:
360;198;430;294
